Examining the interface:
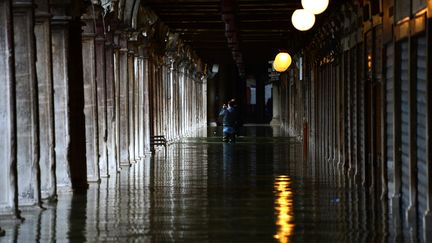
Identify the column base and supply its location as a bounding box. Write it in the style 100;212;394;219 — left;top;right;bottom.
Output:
270;117;281;126
41;195;58;204
56;184;73;193
120;161;131;168
144;151;153;156
0;207;20;218
424;210;432;242
391;194;403;238
407;204;417;228
87;177;101;183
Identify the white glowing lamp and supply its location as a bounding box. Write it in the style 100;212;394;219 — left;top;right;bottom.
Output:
301;0;329;15
291;9;316;31
273;52;292;72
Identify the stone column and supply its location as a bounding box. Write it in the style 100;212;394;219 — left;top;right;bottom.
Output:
169;59;175;140
133;47;140;160
173;64;179;139
147;57;154;151
186;70;192;133
160;62;165;136
0;0;19;217
202;78;207;126
160;63;165;135
187;70;191;133
193;76;198;128
119;33;130;166
184;69;188;135
270;82;282;126
152;60;159;136
105;30;118;174
127;42;135;162
179;68;184;136
113;33;121;168
13;0;41;206
207;74;217;125
148;59;154;145
184;70;188;134
81;7;100;182
154;62;160;136
191;74;195;131
137;45;145;158
95;16;108;178
35;0;56;200
165;59;171;139
141;43;151;154
50;4;70;189
189;71;194;132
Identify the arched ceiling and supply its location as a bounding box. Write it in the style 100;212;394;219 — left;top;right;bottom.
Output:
141;0;337;70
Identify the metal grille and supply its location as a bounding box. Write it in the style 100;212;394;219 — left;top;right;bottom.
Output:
385;43;395;205
416;35;427;243
399;40;410;235
357;44;365;180
344;52;350;173
351;48;358;173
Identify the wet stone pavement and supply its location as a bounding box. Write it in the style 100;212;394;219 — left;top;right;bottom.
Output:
0;126;390;242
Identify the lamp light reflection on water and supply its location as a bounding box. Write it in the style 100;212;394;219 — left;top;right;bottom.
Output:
274;175;294;243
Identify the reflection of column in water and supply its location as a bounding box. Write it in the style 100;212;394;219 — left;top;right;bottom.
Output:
273;175;294;243
118;168;130;239
351;185;360;242
344;182;353;242
99;178;110;240
129;163;138;236
149;144;175;241
112;172;121;241
133;156;142;236
357;186;367;242
272;125;282;137
85;183;100;241
40;204;57;241
13;210;44;242
142;156;152;236
149;140;209;241
68;190;86;241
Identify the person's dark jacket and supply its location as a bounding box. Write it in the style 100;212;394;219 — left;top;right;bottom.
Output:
219;107;237;127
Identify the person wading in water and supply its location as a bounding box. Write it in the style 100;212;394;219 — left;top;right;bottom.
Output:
219;99;238;142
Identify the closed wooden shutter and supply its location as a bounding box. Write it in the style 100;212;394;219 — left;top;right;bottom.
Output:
399;40;410;236
351;47;358;173
416;35;427;243
344;52;350;171
385;43;395;201
358;44;365;179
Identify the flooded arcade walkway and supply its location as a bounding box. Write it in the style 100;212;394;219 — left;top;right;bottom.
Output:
1;126;390;242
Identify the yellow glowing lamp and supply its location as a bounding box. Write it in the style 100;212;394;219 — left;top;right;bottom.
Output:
301;0;329;15
291;9;315;31
273;52;292;72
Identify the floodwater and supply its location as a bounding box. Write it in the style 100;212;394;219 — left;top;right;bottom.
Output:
0;126;393;242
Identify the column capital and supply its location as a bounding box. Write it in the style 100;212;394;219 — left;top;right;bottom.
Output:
12;0;34;8
35;0;51;21
118;31;130;52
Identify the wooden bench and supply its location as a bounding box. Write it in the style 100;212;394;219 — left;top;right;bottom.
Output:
150;135;167;153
